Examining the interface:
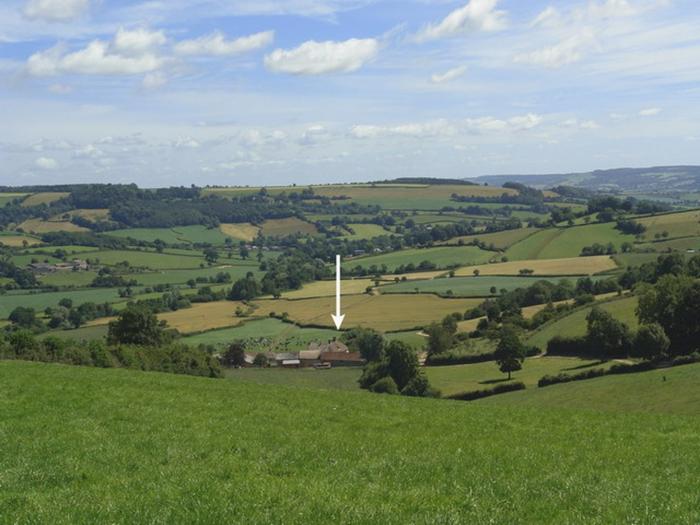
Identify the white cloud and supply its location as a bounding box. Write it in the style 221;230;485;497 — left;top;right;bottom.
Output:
142;71;167;89
431;65;467;84
415;0;506;42
28;39;164;76
35;156;58;169
531;6;561;28
265;38;378;75
351;119;457;139
175;30;274;56
514;30;597;68
639;107;662;116
113;28;167;56
24;0;91;22
48;83;72;94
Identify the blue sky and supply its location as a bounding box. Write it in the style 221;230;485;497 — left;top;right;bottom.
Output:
1;0;699;187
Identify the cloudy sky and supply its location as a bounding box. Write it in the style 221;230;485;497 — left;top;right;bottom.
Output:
1;0;699;187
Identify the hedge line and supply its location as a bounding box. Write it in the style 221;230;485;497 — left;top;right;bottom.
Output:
427;346;540;367
447;381;526;401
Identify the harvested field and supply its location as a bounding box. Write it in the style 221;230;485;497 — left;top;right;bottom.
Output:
18;219;89;234
219;223;261;242
261;217;318;237
20;192;69;207
452;256;617;277
281;279;375;299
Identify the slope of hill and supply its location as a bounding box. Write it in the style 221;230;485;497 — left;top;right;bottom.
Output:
1;361;699;523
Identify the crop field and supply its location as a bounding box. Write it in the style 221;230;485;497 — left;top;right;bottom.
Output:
184;318;338;348
107;225;230;245
281;279;374;299
505;223;634;260
426;356;613;397
17;218;89;234
380;275;583;297
443;227;538;249
253;294;482;332
219;223;260;242
123;301;248;334
261;217;318;237
78;249;208;269
312;184;516;210
453;255;617;277
0;234;42;247
342;223;389;240
345;245;493;272
0;192;29;206
19;192;70;207
0;288;126;319
527;295;639;349
4;361;699;523
482;362;700;416
635;209;700;239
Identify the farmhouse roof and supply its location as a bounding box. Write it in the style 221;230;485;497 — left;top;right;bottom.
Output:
299;350;322;360
275;352;299;361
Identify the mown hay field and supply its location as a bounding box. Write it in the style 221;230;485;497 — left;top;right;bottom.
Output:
635;209;700;239
18;218;89;234
481;362;700;416
50;208;110;222
442;227;538;249
261;217;318;237
380;275;585;297
453;255;617;277
527;295;639;349
281;279;375;299
426;356;613;397
4;360;699;523
0;234;42;247
219;223;261;242
253;294;482;332
157;301;249;333
345;245;493;272
505;223;634;260
20;192;69;207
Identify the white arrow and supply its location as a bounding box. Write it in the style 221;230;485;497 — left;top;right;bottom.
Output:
331;254;345;330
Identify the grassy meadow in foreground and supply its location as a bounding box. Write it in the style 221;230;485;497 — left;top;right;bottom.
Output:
1;360;698;524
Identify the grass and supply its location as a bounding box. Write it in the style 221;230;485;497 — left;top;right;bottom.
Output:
635;236;700;252
38;324;109;342
51;209;110;222
345;245;492;272
107;226;231;245
219;223;260;242
384;330;427;350
527;295;639;349
0;288;126;319
261;217;318;237
130;265;260;286
281;279;375;299
481;362;700;416
426;356;613;397
79;249;208;269
453;255;617;277
253;294;482;332
0;192;29;206
38;270;99;288
506;223;634;260
443;228;539;249
19;192;70;207
635;209;700;239
0;234;42;247
2;360;699;523
226;367;362;390
158;301;249;333
380;275;590;297
342;223;390;240
183;318;338;348
18;219;89;234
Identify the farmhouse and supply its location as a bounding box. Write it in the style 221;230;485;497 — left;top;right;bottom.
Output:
29;259;89;273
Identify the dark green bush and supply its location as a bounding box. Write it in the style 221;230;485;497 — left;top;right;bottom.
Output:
447;381;525;401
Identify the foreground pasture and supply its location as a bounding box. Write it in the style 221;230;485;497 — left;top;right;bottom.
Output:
1;361;698;523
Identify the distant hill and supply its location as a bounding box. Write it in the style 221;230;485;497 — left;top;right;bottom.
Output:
468;166;700;196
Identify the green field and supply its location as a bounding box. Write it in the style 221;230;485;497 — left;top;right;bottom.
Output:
38;270;99;288
131;265;260;286
506;223;634;260
635;209;700;239
227;367;361;391
344;245;492;272
445;227;539;249
2;361;699;523
481;362;700;416
183;318;338;348
426;356;612;397
38;324;109;342
107;226;231;245
527;295;639;349
342;223;390;240
380;275;594;297
0;192;29;206
79;250;208;269
0;288;127;319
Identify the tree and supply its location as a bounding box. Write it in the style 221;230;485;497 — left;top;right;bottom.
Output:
107;305;168;346
9;307;38;329
632;323;670;361
494;326;525;380
385;340;420;390
253;353;269;367
425;321;454;356
222;342;246;368
343;327;385;362
154;239;165;253
239;245;250;259
370;376;398;394
473;269;480;277
586;306;631;358
203;247;219;264
228;274;261;301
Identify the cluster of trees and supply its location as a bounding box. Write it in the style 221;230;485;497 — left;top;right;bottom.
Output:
0;256;37;289
451;182;546;206
618;252;700;289
586;195;669;216
580;242;618;256
345;328;438;397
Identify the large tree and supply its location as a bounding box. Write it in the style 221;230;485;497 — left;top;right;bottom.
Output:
632;323;670;361
107;305;168;346
586;307;631;358
343;327;385;362
494;326;525;380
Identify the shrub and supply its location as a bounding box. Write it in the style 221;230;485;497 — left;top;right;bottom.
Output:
448;382;525;401
370;376;399;394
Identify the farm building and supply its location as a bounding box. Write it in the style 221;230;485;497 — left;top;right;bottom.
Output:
29;259;89;273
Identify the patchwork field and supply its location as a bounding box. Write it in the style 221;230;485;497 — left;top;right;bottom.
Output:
527;295;639;349
443;227;539;249
0;288;126;319
426;356;613;397
505;223;634;260
481;362;700;416
0;234;42;247
253;294;482;332
345;245;493;272
4;361;698;523
18;218;89;234
107;225;231;245
261;217;318;237
79;249;208;269
20;192;69;207
281;279;375;299
635;209;700;239
219;223;261;242
453;255;617;277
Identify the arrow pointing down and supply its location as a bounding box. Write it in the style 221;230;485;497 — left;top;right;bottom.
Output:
331;254;345;330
